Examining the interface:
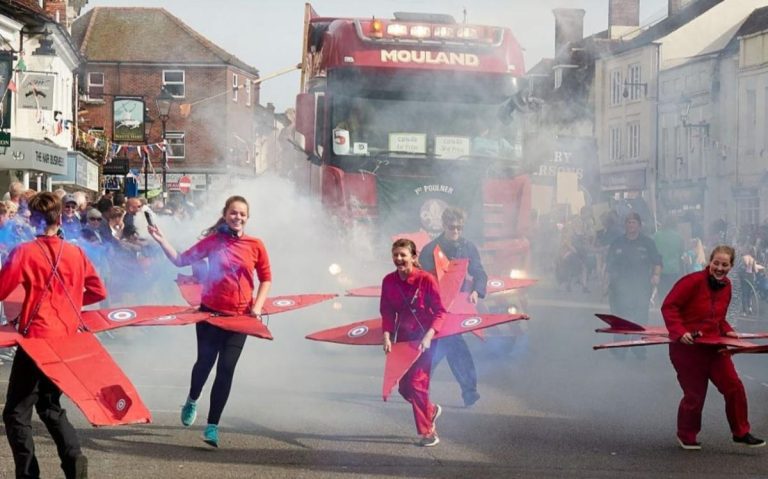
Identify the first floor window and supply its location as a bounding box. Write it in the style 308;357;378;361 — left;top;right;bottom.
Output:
165;131;185;159
87;72;104;100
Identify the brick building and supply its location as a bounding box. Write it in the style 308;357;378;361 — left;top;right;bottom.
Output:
71;7;260;198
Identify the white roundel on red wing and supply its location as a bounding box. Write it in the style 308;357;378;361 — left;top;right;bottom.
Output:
461;317;482;328
347;325;369;338
107;309;137;322
272;299;296;308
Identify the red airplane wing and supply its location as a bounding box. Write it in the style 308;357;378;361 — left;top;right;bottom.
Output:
262;294;337;315
724;344;768;355
0;324;21;347
486;277;537;295
176;274;336;315
593;336;674;350
594;336;758;350
176;274;202;307
206;316;273;340
435;313;529;339
345;286;381;297
696;336;758;348
382;340;421;401
81;306;199;332
305;318;383;345
19;333;151;426
594;313;669;336
733;332;768;340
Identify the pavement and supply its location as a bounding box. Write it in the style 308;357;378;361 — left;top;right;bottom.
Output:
1;282;768;478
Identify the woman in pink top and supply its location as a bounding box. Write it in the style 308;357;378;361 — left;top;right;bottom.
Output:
150;195;271;448
381;238;446;447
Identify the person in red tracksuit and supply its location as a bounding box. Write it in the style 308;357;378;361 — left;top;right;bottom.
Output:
1;192;107;479
661;244;765;450
381;238;446;447
149;195;271;448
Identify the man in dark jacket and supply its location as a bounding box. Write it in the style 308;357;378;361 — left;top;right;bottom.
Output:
421;207;487;406
606;212;662;359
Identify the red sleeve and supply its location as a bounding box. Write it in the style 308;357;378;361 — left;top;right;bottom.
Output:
0;247;24;301
254;240;272;282
380;276;396;335
423;273;446;333
719;284;735;335
82;251;107;306
661;274;697;341
178;236;214;267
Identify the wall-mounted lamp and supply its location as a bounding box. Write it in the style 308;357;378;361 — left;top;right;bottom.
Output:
622;81;648;98
31;29;56;56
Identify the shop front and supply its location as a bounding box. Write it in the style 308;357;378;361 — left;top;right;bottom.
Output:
0;138;68;193
51;151;100;199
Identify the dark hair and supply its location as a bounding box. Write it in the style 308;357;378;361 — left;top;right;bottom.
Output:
113;193;126;207
625;212;642;224
28;192;61;226
391;238;421;269
441;207;466;226
710;245;736;264
202;195;250;237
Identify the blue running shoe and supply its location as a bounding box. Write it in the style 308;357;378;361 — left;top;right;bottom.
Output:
180;398;197;427
203;424;219;448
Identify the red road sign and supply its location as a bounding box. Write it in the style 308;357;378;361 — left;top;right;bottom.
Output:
178;175;192;194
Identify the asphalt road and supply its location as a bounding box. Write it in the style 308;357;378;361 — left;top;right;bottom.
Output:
2;288;768;478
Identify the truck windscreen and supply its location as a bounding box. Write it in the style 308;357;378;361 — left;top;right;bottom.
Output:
330;94;522;162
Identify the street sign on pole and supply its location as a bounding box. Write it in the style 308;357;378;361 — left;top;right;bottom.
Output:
178;175;192;194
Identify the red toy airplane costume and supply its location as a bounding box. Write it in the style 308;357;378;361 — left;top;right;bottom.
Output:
149;195;272;448
662;246;764;449
0;192;109;479
380;239;445;446
593;245;766;450
307;240;529;447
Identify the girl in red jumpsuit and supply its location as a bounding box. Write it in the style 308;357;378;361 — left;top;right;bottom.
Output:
661;245;765;450
381;238;446;447
149;195;271;448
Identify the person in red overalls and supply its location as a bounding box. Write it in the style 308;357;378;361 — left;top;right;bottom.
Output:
381;238;446;447
662;244;765;450
149;195;271;448
1;192;107;479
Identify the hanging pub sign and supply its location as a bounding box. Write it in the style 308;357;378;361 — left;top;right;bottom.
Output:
113;97;145;142
19;73;54;110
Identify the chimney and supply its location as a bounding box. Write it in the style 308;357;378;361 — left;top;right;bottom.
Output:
43;0;68;28
668;0;689;16
553;9;585;56
608;0;640;39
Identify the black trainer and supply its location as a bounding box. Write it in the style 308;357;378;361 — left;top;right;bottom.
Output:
677;437;701;451
733;433;766;448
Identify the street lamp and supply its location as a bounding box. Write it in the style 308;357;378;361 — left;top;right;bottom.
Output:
155;87;174;206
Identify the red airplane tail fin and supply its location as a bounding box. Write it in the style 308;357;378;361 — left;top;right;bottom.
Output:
594;313;646;332
20;333;151;426
382;341;421;401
